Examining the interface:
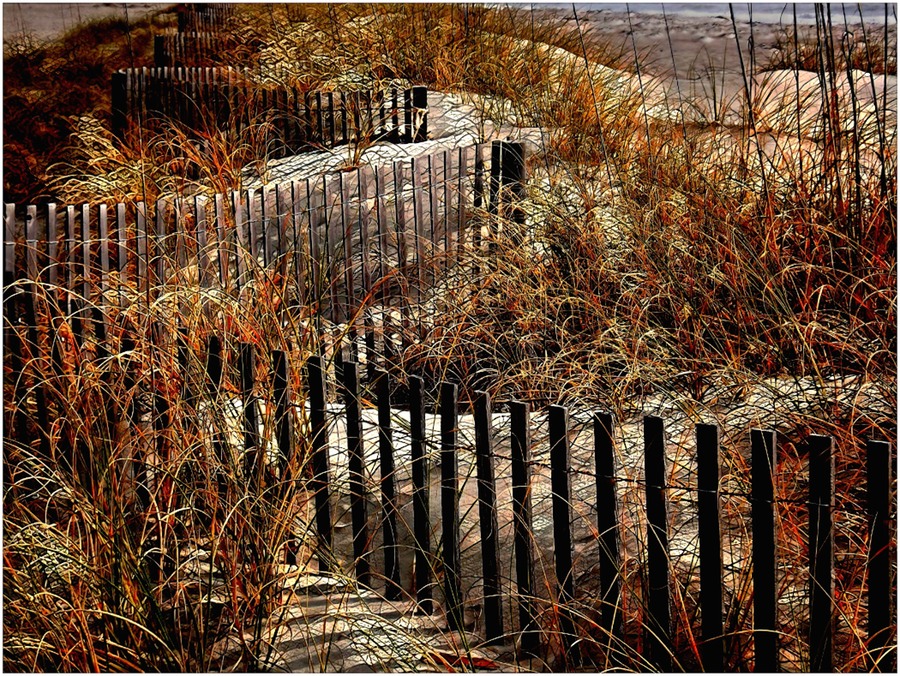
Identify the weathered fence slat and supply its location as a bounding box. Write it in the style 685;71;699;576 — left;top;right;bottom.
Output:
473;390;503;644
442;148;451;264
343;361;371;587
357;166;375;377
64;205;82;343
154;198;167;288
195;195;209;288
410;375;432;614
510;400;539;654
549;404;579;666
239;342;261;488
457;146;467;254
339;171;353;333
79;204;91;334
261;185;274;267
644;415;672;672
272;349;292;477
235;190;252;291
376;368;402;599
306;353;334;572
808;434;834;673
49;203;61;291
751;428;778;673
136;201;148;296
3;203;21;375
412;157;425;311
867;439;894;673
213;193;227;288
25;205;38;283
594;412;624;651
427;153;438;286
440;381;463;631
696;422;725;673
98;204;110;290
22;206;51;466
393;161;411;353
174;326;192;410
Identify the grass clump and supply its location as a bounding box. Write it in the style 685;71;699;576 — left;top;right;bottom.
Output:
3;2;896;672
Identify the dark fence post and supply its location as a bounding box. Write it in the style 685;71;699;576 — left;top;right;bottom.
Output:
697;423;724;672
440;381;463;631
412;85;428;142
410;375;432;613
808;434;834;673
203;334;229;524
549;404;579;666
511;400;539;654
153;35;165;67
122;334;150;512
403;88;412;143
177;326;193;406
594;412;624;653
306;353;334;573
488;141;502;220
112;71;128;140
500;141;526;226
644;415;672;672
474;390;504;644
343;361;370;588
376;369;402;599
272;349;292;478
205;334;223;394
867;439;894;673
751;428;778;673
239;342;261;488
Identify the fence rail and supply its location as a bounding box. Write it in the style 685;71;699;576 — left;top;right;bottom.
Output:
111;66;428;153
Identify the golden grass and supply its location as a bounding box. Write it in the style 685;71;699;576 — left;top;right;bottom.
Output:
4;2;896;672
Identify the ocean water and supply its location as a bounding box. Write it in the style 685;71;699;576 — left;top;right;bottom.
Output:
547;3;896;26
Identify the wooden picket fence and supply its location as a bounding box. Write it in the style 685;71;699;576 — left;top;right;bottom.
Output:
154;32;240;68
176;2;235;34
4;135;895;671
3;140;526;354
111;66;428;154
3;300;894;670
288;356;895;672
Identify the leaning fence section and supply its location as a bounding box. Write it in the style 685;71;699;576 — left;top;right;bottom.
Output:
290;359;897;672
111;66;429;154
3;140;527;367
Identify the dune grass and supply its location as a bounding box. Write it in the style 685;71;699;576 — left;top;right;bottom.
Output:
3;3;896;672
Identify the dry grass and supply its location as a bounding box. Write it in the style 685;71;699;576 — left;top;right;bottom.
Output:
4;2;896;672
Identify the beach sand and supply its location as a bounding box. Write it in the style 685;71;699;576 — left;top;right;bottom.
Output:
3;2;166;42
532;4;896;128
